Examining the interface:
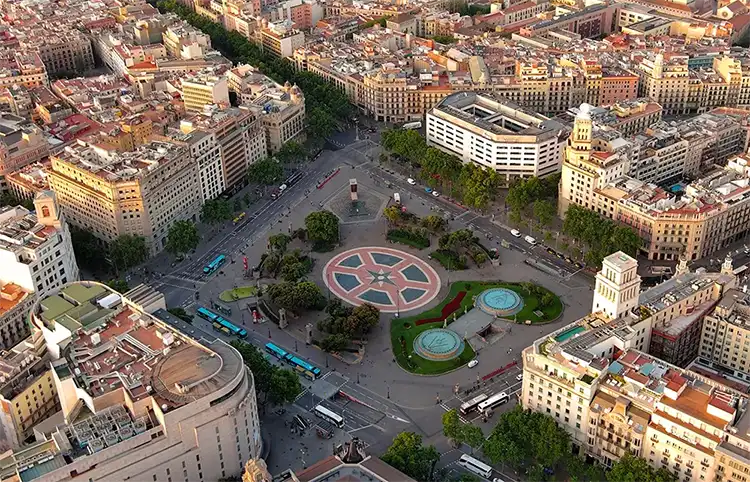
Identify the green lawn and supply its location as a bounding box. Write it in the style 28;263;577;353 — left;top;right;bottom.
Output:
219;286;259;302
391;281;562;375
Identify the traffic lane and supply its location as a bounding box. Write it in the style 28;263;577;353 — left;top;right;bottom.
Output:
321;396;386;433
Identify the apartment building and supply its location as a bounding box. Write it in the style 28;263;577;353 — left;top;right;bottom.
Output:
4;162;49;202
426;93;568;183
0;337;59;451
522;252;748;479
227;65;306;153
629;130;689;185
258;20;304;58
638;54;690;116
47;140;202;254
25;31;94;76
0;114;49;193
179;107;266;193
0;280;263;482
162;24;211;60
0;283;34;358
698;288;750;381
0;191;79;301
0;52;48;90
182;73;230;113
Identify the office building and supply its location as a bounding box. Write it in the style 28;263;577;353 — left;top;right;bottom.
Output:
258;20;305;59
47;140;202;254
426;93;568;183
168;129;224;202
0;191;79;301
698;287;750;381
0;280;262;482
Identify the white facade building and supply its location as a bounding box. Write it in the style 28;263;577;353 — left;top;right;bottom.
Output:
0;191;79;299
592;252;641;320
171;130;224;202
426;93;569;183
5;281;263;482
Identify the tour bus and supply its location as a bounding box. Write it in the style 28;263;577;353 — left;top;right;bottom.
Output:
402;121;422;130
313;405;344;429
458;454;493;479
459;394;488;415
478;391;509;413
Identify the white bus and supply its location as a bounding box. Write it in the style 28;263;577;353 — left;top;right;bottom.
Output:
313;404;345;428
458;454;493;479
402;121;422;130
459;394;488;415
478;392;509;413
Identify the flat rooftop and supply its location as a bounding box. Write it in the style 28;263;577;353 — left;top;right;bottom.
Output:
36;283;243;409
0;206;57;254
639;270;729;314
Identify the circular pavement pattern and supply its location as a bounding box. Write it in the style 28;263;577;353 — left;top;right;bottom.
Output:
413;328;464;361
476;287;524;317
323;246;441;313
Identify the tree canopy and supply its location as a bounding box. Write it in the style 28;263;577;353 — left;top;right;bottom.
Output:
165;220;200;256
109;235;149;272
563;204;641;266
305;210;339;246
230;341;301;407
483;405;570;474
607;453;677;482
247;157;283;185
267;280;326;311
381;432;440;482
381;129;500;210
201;199;233;224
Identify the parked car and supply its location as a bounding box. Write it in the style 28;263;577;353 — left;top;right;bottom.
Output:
407;178;416;185
516;373;523;381
510;229;521;237
468;359;479;368
432;191;439;197
424;187;433;193
524;235;537;245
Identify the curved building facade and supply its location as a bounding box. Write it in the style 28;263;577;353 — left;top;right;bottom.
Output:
2;281;260;482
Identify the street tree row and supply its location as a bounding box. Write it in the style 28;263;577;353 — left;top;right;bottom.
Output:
381;129;501;211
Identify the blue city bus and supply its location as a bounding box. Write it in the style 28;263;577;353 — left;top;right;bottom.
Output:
284;355;322;380
215;317;248;338
265;342;288;360
203;254;226;274
197;307;247;338
196;306;219;322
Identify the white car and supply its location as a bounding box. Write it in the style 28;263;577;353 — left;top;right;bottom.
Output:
432;191;440;197
468;359;479;368
516;373;523;382
407;178;416;185
510;229;521;237
524;235;537;245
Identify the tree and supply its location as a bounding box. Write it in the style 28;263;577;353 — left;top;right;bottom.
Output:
483;405;570;473
0;192;33;210
461;424;485;454
532;199;555;226
260;252;282;276
201;199;233;224
230;340;301;409
381;432;440;482
456;475;479;482
540;291;556;308
459;163;500;210
442;410;462;447
343;303;380;336
165;220;199;256
432;35;457;44
421;215;446;232
109;234;149;272
608;453;677;482
305;210;339;246
321;333;349;352
562;204;642;267
70;226;108;273
247;157;283;185
383;205;403;224
167;307;193;323
268;368;302;405
275;140;307;164
280;262;308;282
268;280;325;311
107;279;129;293
268;233;291;253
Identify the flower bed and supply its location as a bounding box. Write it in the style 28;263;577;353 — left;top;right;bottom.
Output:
415;291;466;326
